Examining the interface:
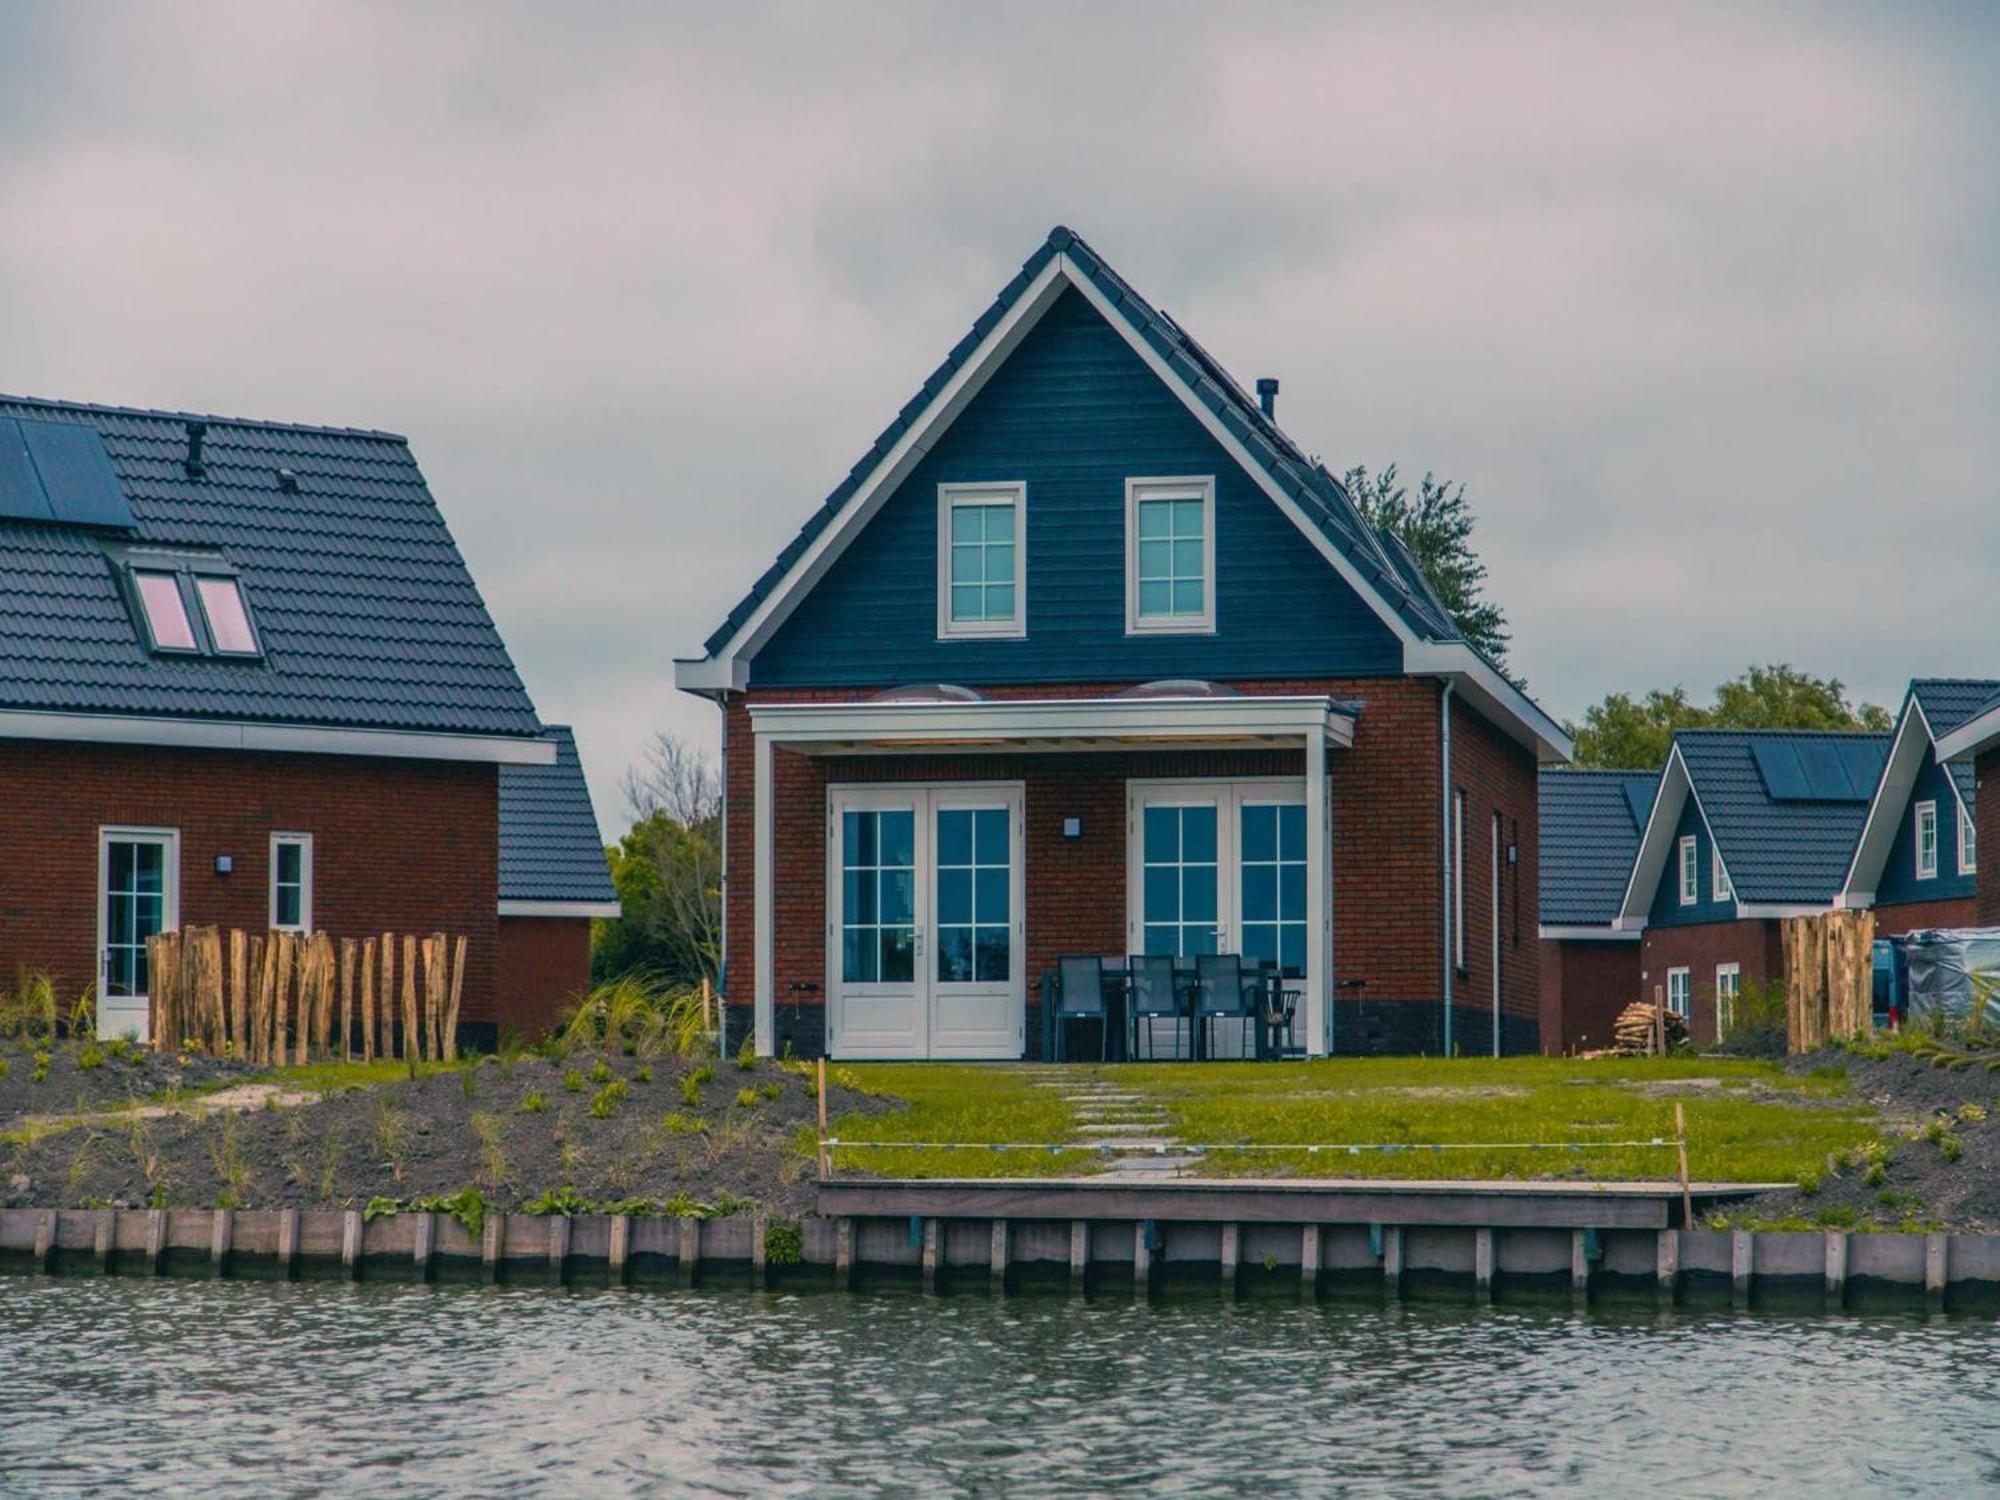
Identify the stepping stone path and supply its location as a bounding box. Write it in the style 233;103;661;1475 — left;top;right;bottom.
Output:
1015;1068;1203;1178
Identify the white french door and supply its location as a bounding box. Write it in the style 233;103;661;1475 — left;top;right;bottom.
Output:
1127;780;1313;1053
826;783;1025;1059
98;827;179;1042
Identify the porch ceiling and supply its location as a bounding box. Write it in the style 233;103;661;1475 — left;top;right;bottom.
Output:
748;694;1357;756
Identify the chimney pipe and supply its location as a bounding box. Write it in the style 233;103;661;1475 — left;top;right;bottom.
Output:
183;422;207;479
1255;377;1279;420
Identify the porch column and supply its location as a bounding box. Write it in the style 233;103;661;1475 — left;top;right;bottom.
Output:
753;729;775;1056
1306;720;1330;1056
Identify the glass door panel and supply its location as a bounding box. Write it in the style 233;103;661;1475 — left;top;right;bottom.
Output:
1239;802;1307;977
929;796;1022;1058
840;808;915;985
100;830;175;1042
1139;803;1220;957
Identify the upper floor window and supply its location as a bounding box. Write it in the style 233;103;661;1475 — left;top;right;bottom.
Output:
270;832;312;931
1126;476;1215;634
1960;801;1978;877
1916;800;1938;881
117;548;263;659
1678;835;1698;906
1712;847;1733;904
936;483;1024;639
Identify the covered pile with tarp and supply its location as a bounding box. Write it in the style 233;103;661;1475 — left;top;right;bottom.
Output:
1900;927;2000;1032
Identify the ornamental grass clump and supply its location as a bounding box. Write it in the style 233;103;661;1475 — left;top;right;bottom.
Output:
556;974;715;1061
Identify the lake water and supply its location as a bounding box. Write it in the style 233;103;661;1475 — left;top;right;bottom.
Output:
1;1278;1996;1497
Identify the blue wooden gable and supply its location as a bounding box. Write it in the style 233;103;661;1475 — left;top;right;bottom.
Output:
1875;745;1973;906
752;287;1403;688
1646;793;1736;928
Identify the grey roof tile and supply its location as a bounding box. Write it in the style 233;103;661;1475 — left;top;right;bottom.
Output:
498;726;617;905
1540;768;1655;926
0;394;541;737
1909;679;1998;807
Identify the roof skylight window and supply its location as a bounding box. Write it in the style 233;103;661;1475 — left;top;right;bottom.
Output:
133;570;198;652
195;576;258;655
113;548;263;661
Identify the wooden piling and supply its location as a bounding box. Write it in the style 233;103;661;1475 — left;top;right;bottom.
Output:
482;1211;505;1283
547;1216;569;1284
341;1209;363;1279
444;936;466;1062
1731;1229;1752;1309
413;1211;436;1281
1380;1224;1401;1299
1132;1221;1151;1294
835;1217;854;1292
1656;1229;1678;1306
1302;1222;1322;1298
277;1208;299;1278
33;1209;55;1272
93;1210;112;1273
379;931;396;1060
339;938;357;1063
1474;1226;1495;1303
210;1209;232;1277
1674;1102;1694;1228
145;1209;167;1275
359;938;377;1064
679;1218;700;1288
922;1217;941;1293
989;1220;1009;1290
1069;1219;1088;1294
228;929;248;1059
401;935;419;1062
816;1057;831;1179
1926;1232;1948;1310
748;1218;764;1287
1219;1222;1240;1297
1570;1229;1590;1307
1824;1231;1847;1310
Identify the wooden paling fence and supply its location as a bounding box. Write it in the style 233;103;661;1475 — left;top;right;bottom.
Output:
1782;908;1874;1053
145;928;468;1064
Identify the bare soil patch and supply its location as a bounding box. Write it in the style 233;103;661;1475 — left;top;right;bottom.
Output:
0;1044;255;1127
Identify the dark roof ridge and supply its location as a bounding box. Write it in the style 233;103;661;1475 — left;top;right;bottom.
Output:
1540;766;1656;776
0;391;409;443
1675;726;1889;738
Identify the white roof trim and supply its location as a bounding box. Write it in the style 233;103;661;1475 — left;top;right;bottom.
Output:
1936;698;2000;763
0;708;555;764
1616;744;1695;927
499;899;621;919
748;692;1356;751
1840;695;1928;903
1540;924;1641;942
1736;903;1834;919
1403;640;1573;763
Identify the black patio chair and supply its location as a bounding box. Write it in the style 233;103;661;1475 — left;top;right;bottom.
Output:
1054;955;1112;1062
1128;954;1188;1060
1195;953;1255;1059
1257;965;1307;1059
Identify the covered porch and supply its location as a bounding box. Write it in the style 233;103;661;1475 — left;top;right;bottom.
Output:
748;687;1357;1061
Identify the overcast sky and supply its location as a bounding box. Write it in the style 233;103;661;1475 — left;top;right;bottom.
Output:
4;2;1996;831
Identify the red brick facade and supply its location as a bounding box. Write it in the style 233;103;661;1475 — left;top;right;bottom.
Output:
1979;749;2000;925
718;678;1542;1056
495;916;593;1039
1538;937;1642;1055
1870;895;1977;937
1639;918;1783;1046
0;738;502;1026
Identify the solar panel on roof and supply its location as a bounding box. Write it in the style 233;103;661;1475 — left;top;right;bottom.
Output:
0;418;135;530
1794;739;1854;797
1751;738;1874;801
1837;737;1888;793
1751;740;1810;799
1621;778;1655;829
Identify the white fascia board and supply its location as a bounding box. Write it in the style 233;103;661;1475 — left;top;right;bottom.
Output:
498;899;622;919
1402;640;1573;763
1840;696;1927;904
1616;745;1691;926
0;708;555;764
1935;702;2000;763
1832;891;1876;910
674;656;748;695
1539;924;1642;941
1737;902;1835;919
748;694;1356;748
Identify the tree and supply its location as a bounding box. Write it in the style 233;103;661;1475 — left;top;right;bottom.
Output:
1569;664;1893;770
1344;463;1510;665
591;733;723;986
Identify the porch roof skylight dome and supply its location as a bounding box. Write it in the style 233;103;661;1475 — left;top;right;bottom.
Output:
867;684;985;704
1116;679;1238;699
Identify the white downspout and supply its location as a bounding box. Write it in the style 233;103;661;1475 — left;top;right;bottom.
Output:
1440;679;1455;1059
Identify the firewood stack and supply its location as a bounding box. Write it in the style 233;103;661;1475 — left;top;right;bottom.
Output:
1612;1001;1688;1056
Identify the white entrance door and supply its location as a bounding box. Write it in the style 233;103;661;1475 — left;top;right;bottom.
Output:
827;784;1025;1059
1128;781;1312;1054
98;827;179;1042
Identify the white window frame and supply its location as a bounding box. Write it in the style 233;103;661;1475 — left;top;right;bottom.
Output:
1453;788;1467;972
1715;962;1741;1037
935;481;1026;640
1124;475;1217;635
1678;835;1699;906
1959;800;1977;877
269;831;313;932
1712;846;1732;904
97;826;180;1042
1915;800;1938;881
1666;966;1690;1020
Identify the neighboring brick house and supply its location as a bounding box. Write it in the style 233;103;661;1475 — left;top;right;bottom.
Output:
674;227;1571;1061
0;395;577;1042
1615;729;1886;1044
1935;686;2000;927
1538;768;1653;1055
1835;679;1993;937
497;725;620;1039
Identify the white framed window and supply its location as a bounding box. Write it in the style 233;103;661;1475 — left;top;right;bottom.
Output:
1712;847;1732;904
1715;963;1741;1037
97;826;180;1042
1452;788;1467;972
1678;835;1699;906
1915;800;1938;881
1125;476;1216;634
1666;966;1690;1020
1959;801;1977;877
936;482;1025;639
270;832;313;931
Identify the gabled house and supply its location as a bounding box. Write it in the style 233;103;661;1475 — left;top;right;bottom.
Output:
497;725;621;1038
0;395;567;1042
1538;768;1653;1054
675;227;1571;1061
1837;679;1993;936
1924;684;2000;928
1615;729;1887;1042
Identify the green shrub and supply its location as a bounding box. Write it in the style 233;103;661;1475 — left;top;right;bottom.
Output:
764;1218;804;1266
632;1064;652;1085
758;1080;782;1101
588;1060;613;1085
664;1112;706;1135
520;1186;591;1217
735;1087;759;1109
589;1081;628;1119
562;1068;586;1094
518;1091;548;1115
555;973;716;1060
736;1035;757;1071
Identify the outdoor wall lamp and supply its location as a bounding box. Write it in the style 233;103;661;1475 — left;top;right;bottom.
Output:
1061;817;1083;839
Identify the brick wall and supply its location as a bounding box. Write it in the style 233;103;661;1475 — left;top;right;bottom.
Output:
495;916;593;1041
1639;918;1782;1046
718;677;1543;1057
1538;938;1642;1055
1871;895;1977;937
1449;690;1543;1053
0;738;500;1024
1979;749;2000;925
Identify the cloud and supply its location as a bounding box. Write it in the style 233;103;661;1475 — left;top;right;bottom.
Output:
2;0;1995;813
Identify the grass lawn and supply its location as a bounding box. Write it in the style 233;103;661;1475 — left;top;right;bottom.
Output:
830;1055;1880;1185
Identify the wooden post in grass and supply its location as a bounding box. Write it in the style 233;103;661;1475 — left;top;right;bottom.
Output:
379;932;396;1060
274;931;297;1065
701;976;713;1037
360;938;377;1064
229;929;248;1060
401;935;419;1063
315;932;336;1060
339;938;356;1063
1675;1102;1694;1228
445;935;466;1063
1653;984;1665;1059
247;935;268;1065
421;935;444;1063
817;1057;832;1179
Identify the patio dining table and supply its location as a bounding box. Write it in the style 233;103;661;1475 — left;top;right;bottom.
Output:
1040;957;1300;1063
